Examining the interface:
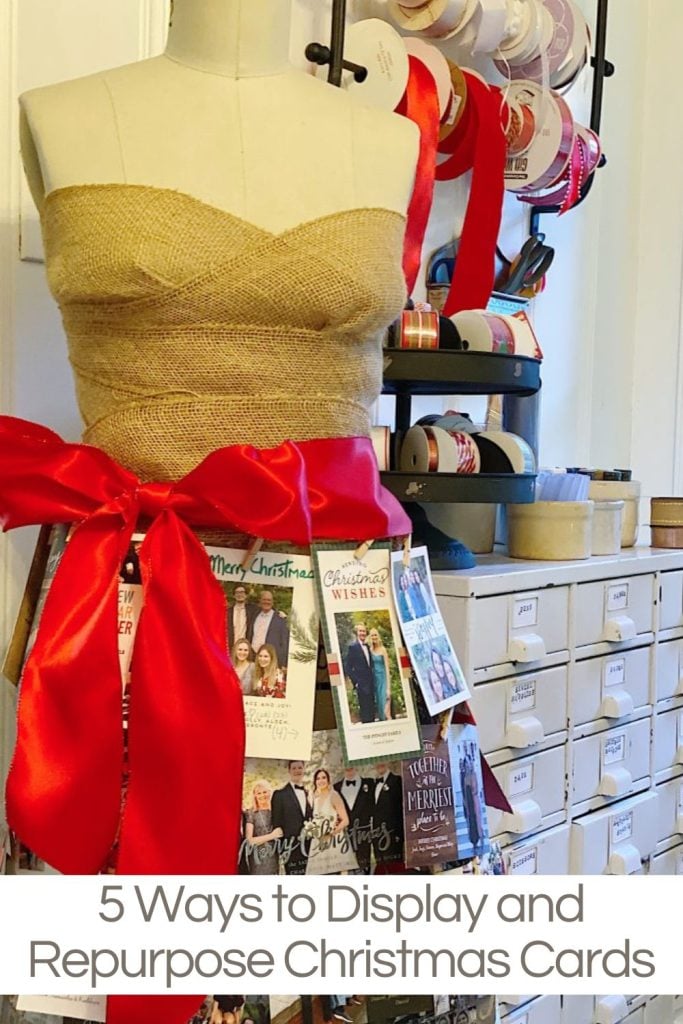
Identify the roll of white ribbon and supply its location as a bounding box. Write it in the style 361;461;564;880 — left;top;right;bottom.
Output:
451;310;516;354
476;431;536;473
340;18;410;111
388;0;468;39
498;0;544;63
371;426;392;471
471;0;509;54
404;38;454;120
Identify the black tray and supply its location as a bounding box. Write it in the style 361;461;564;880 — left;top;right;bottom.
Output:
382;349;541;397
380;471;537;504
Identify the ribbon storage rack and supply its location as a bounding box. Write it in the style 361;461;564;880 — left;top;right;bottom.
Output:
380;347;541;503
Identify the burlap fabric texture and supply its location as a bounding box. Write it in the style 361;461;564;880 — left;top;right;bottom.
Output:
41;183;407;482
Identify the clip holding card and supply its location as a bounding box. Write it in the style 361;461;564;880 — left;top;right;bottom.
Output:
241;537;264;569
402;534;412;567
354;539;375;561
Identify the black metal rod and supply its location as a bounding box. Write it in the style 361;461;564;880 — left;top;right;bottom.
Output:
590;0;609;135
328;0;347;87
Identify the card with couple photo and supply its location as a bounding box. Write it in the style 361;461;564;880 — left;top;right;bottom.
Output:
241;730;406;876
391;547;470;718
312;543;421;767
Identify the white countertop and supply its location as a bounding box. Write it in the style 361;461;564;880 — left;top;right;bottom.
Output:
432;547;683;597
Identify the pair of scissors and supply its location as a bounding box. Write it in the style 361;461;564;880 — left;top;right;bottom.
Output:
498;236;555;296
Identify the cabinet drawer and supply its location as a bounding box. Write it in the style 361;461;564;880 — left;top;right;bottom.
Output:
469;588;570;671
655;638;683;702
649;844;683;876
561;996;595;1024
660;570;683;630
653;707;683;777
656;777;683;846
471;666;568;755
575;575;655;648
503;996;562;1024
645;997;676;1024
573;648;651;727
572;719;650;807
488;746;565;839
569;790;658;873
505;823;570;876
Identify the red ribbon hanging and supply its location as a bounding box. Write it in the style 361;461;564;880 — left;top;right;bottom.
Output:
435;71;508;317
0;417;409;1024
398;55;441;297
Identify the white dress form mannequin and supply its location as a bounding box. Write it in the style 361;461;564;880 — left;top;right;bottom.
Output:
20;0;419;230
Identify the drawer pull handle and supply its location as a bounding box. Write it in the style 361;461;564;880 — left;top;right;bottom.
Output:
599;766;633;798
503;798;542;834
600;690;634;719
676;812;683;835
508;633;546;663
593;994;630;1022
677;744;683;765
506;716;545;749
607;844;642;878
602;615;637;643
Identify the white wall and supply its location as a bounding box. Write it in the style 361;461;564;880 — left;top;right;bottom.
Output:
2;1;683;797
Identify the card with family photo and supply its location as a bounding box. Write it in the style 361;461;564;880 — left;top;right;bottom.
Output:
241;730;406;876
391;547;470;717
446;724;491;861
312;543;421;767
207;546;319;760
16;997;106;1022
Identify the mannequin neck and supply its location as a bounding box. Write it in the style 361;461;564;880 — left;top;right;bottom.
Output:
165;0;292;78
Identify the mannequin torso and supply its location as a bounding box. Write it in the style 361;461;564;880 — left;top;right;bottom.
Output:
20;0;419;231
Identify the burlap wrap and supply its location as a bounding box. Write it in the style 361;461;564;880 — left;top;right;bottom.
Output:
41;184;407;482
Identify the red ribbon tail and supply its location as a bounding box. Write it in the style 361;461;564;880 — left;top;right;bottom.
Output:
399;56;440;297
6;506;133;873
481;754;512;813
116;511;245;874
107;995;204;1024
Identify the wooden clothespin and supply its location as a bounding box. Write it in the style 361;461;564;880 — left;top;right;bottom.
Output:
242;537;264;569
354;539;375;561
402;534;412;567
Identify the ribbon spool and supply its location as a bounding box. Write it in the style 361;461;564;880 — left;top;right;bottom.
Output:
476;431;537;473
404;38;454;122
400;425;481;473
439;61;468;140
504;80;575;194
388;0;469;39
394;309;440;349
498;0;545;63
340;18;410;109
371;425;392;470
453;310;543;357
452;310;515;354
471;0;509;54
518;124;601;214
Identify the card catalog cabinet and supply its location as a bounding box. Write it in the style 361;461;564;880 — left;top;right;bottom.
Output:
434;549;683;875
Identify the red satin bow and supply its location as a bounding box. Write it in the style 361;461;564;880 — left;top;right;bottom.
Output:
0;416;409;1024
